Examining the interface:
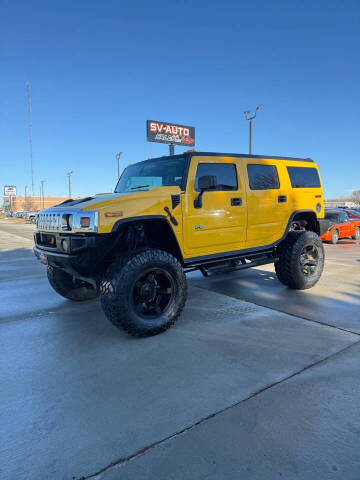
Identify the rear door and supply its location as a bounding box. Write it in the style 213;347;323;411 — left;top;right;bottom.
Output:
244;161;291;248
183;156;247;257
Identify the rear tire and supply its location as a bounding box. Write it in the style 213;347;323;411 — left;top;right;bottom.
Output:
100;249;187;337
275;231;324;290
352;227;360;240
331;229;339;244
47;265;99;301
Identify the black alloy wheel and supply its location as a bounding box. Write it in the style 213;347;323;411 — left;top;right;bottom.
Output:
275;231;325;289
100;249;187;337
131;268;176;318
300;244;320;276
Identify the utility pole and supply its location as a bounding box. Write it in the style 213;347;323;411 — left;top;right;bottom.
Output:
115;152;123;180
41;180;45;209
67;171;74;199
244;104;262;155
26;77;35;196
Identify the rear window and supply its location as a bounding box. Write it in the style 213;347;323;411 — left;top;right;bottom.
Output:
287;167;321;188
247;164;280;190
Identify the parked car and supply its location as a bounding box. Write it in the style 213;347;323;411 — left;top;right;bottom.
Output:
320;210;360;243
345;209;360;219
24;211;38;223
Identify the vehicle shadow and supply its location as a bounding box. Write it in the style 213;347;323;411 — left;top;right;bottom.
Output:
188;266;360;334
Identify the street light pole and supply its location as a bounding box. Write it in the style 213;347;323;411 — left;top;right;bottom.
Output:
67;171;74;199
116;152;123;180
41;180;45;209
244;104;262;155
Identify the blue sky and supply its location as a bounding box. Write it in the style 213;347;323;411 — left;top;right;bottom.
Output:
1;0;359;199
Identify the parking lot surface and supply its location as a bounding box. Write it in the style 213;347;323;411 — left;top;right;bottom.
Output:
1;220;360;479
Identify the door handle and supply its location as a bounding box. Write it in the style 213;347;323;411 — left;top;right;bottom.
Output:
231;197;242;206
278;195;287;203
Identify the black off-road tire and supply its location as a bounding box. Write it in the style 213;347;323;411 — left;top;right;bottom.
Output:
352;227;360;240
100;249;187;337
47;265;99;301
330;229;339;244
275;231;325;290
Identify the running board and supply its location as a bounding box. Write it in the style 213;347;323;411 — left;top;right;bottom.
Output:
199;257;276;277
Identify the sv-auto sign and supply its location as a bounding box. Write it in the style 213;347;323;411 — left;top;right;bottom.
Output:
146;120;195;146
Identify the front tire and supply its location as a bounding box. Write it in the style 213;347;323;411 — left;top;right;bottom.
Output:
331;229;339;244
100;249;187;337
352;227;360;240
47;265;99;301
275;231;324;290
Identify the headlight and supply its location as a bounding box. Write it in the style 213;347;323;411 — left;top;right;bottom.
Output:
62;214;73;231
73;210;98;232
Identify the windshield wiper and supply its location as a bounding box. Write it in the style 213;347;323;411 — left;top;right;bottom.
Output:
130;185;150;190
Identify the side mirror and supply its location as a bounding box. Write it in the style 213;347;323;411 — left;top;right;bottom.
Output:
194;175;217;209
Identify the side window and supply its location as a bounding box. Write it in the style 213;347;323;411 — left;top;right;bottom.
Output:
287;167;321;188
194;163;238;191
247;164;280;190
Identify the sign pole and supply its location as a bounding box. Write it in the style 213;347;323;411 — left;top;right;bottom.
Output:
169;144;175;156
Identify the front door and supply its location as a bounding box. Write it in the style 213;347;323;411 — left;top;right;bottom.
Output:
183;156;247;257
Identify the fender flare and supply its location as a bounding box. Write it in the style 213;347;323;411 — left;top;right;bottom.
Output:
111;215;184;263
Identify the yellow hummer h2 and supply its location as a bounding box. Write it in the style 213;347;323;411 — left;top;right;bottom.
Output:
34;152;328;337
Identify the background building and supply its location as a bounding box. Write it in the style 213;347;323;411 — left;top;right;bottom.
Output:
2;196;73;213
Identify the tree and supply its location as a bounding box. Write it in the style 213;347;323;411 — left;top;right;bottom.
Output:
351;190;360;206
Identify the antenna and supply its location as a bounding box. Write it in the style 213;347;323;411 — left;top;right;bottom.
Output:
26;77;35;197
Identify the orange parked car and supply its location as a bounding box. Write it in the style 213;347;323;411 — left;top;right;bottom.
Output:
320;209;360;244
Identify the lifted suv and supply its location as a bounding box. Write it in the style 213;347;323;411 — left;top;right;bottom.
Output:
34;152;328;337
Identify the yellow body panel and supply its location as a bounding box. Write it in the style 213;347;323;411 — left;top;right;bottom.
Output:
244;159;324;248
46;155;324;261
183;156;247;256
80;187;184;251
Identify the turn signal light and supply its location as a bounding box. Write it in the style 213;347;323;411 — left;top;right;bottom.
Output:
105;212;123;217
80;217;90;227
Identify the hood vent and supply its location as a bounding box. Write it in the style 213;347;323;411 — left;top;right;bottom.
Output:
55;197;94;208
171;194;181;209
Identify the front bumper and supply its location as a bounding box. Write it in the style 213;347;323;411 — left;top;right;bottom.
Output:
34;245;78;265
33;231;110;278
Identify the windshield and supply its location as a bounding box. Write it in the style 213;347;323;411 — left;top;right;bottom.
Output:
115;156;187;193
325;212;340;223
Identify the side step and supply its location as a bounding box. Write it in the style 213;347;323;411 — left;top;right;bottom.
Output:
199;256;276;277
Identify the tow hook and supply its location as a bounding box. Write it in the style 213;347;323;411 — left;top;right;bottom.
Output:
34;248;48;265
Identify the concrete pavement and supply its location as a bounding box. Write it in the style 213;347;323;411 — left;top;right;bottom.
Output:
0;221;359;480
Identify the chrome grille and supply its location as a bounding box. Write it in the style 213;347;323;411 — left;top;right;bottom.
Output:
37;213;62;231
36;208;97;233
